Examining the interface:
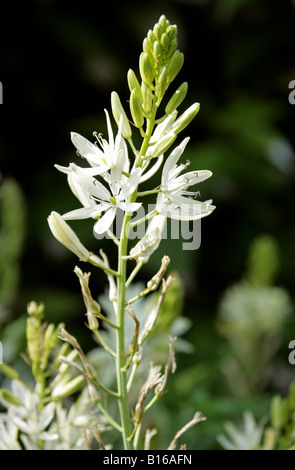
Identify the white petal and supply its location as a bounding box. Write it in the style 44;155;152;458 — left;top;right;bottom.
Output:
140;154;164;183
70;171;111;201
62;205;104;220
104;109;114;149
118;201;142;212
162;137;190;186
119;168;142;200
93;207;116;235
67;174;95;208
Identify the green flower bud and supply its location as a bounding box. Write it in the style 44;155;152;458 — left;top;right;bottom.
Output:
165;38;178;61
156;66;168;106
130;88;144;128
147;29;156;47
0;363;20;380
153;23;163;40
141;82;153;115
165;82;188;114
146;131;177;159
0;388;21;406
52;375;85;399
27;301;44;318
159;14;170;30
160;32;169;51
153;40;162;61
170;102;200;134
127;69;142;101
167;50;184;83
166;24;177;41
139;52;155;86
142;38;154;65
111;91;132;139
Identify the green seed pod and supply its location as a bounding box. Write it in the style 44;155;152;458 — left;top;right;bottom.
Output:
156;66;168;105
127;69;142;101
170;102;200;134
141;82;153;115
165;82;188;114
167;50;184;83
139;52;155;86
111;91;132;139
130;88;144;128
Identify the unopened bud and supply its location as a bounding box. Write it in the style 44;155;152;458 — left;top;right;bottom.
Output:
165;82;188;114
127;69;142;100
139;52;155;86
167;50;184;83
0;363;20;380
160;32;169;51
52;375;85;399
166;24;177;41
110;91;132;139
0;388;21;406
27;301;44;318
48;211;90;261
146;131;177;159
130;88;144;128
153;40;161;61
156;66;168;105
141;82;153;115
165;38;178;60
170;102;200;134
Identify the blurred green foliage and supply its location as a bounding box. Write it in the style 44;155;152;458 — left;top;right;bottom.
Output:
0;0;295;449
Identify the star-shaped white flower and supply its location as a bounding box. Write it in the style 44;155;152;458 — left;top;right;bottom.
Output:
62;168;142;235
56;110;129;186
156;137;215;220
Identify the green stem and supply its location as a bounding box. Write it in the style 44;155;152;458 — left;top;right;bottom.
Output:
115;97;159;450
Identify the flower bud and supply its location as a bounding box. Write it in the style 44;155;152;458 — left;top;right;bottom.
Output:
167;50;184;83
48;211;90;261
139;52;155;86
160;32;169;51
0;388;21;406
159;14;170;30
165;38;178;60
165;82;188;114
170;102;200;134
52;375;85;399
141;82;153;115
142;38;154;65
147;29;156;47
0;363;20;380
166;24;177;41
146;131;177;159
153;40;161;61
153;23;163;40
156;66;168;105
127;69;142;100
111;91;132;139
130;88;144;128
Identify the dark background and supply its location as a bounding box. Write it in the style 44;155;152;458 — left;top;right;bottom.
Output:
1;0;295;449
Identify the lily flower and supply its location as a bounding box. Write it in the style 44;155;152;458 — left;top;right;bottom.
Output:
56;110;129;187
156;137;215;220
62;168;142;236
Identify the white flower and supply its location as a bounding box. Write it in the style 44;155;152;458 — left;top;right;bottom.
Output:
129;214;166;261
62;167;142;235
0;414;21;450
5;381;58;448
156;137;215;220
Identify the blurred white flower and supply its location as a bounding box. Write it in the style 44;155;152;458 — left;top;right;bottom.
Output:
0;414;21;450
217;411;265;450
